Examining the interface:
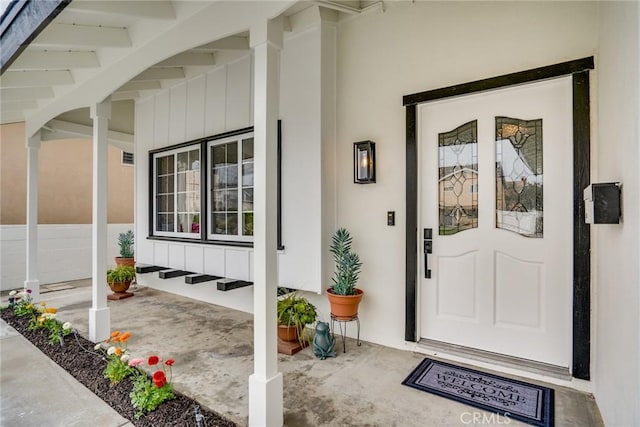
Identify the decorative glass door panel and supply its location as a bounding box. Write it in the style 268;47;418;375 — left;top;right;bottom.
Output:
439;120;478;235
496;117;543;238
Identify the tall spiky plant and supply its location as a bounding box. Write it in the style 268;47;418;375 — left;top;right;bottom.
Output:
118;230;135;258
329;228;362;295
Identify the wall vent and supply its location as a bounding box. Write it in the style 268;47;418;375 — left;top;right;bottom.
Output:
122;151;134;165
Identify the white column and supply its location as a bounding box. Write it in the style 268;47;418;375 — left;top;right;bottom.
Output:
24;130;41;302
249;17;283;427
89;97;111;342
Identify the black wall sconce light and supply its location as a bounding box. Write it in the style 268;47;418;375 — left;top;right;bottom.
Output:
354;140;376;184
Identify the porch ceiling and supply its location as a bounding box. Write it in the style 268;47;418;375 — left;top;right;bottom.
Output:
0;0;372;140
0;0;301;137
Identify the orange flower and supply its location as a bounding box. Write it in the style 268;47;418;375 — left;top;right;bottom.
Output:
46;307;57;314
119;332;131;342
114;347;123;356
105;338;111;344
110;331;121;338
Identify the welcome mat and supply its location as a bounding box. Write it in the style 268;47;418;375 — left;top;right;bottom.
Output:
402;358;554;427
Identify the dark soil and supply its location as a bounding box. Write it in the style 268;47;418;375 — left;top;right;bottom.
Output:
1;308;237;427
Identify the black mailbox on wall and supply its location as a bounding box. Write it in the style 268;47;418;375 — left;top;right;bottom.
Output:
583;182;622;224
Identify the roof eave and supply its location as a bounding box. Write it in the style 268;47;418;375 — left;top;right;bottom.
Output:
0;0;70;75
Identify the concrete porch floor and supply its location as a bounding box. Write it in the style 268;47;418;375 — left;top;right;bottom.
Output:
10;280;603;426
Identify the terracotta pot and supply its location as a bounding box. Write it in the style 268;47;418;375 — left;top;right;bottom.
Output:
278;324;300;343
327;288;364;319
108;279;132;294
115;257;135;268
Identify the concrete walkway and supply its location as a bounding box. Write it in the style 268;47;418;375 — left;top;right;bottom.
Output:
0;319;132;427
1;280;604;426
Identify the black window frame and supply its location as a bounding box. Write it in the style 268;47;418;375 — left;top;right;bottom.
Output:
147;122;284;249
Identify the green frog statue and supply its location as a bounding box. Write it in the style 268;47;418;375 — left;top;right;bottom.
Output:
313;321;336;360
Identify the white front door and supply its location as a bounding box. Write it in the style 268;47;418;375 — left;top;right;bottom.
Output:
419;77;573;368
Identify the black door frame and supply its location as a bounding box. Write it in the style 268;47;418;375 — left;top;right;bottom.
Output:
403;57;594;380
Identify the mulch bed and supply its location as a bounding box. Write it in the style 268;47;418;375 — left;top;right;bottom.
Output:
1;308;237;427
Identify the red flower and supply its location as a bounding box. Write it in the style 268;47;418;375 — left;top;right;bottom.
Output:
148;355;160;366
152;370;166;388
165;358;175;366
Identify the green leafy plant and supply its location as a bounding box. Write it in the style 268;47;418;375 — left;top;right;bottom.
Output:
26;302;73;345
104;357;132;384
45;318;73;345
129;355;176;419
329;228;363;295
117;230;135;258
277;293;317;345
107;265;136;284
96;331;134;384
11;289;37;317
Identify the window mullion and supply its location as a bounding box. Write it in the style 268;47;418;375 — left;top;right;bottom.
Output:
173;155;178;233
238;139;243;238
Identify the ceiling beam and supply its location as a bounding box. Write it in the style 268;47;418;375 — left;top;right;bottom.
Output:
43;119;134;151
0;86;55;101
0;111;25;124
111;92;140;101
31;23;131;48
0;70;74;87
196;36;249;51
154;52;216;67
11;50;99;70
310;0;362;14
132;67;185;81
209;50;250;65
1;99;38;111
65;0;175;20
117;81;162;92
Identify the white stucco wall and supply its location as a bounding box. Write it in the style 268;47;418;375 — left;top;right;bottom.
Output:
593;2;640;425
331;1;598;350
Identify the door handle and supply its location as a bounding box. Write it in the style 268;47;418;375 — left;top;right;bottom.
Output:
424;229;432;279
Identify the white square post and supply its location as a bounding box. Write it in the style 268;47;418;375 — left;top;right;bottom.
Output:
89;97;112;342
248;16;284;427
24;130;41;301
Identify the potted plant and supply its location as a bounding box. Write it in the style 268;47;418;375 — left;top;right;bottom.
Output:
327;228;364;319
115;230;135;267
277;293;317;348
107;265;136;300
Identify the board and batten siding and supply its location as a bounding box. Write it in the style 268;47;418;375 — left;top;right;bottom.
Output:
135;55;254;289
135;28;333;303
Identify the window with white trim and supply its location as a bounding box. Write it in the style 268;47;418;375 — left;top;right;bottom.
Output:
207;133;254;242
153;145;201;238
